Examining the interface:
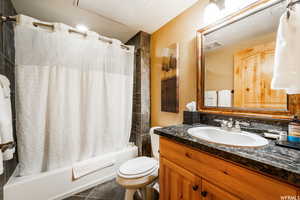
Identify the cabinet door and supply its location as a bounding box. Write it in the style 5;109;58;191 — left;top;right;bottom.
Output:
201;180;240;200
160;157;201;200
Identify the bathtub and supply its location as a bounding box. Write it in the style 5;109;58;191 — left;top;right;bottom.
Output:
4;145;138;200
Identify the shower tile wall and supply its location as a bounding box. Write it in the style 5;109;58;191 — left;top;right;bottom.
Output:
126;31;151;156
0;0;17;198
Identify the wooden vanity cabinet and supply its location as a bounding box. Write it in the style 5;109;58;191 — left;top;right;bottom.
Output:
159;137;299;200
160;157;239;200
160;157;201;200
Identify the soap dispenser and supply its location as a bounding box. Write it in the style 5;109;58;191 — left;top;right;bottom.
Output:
288;116;300;143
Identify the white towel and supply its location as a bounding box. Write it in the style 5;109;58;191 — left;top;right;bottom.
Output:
0;75;15;161
272;4;300;94
204;91;217;107
218;90;232;107
186;101;196;111
72;156;115;180
0;137;3;175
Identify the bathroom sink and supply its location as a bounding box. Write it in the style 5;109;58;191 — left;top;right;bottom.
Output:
187;127;268;147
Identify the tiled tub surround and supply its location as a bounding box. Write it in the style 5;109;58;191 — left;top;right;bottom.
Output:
155;124;300;187
126;31;151;156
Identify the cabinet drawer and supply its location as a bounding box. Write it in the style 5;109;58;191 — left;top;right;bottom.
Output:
160;137;299;200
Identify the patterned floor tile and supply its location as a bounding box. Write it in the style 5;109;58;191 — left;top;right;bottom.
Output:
63;179;159;200
75;187;94;198
63;179;125;200
87;179;125;200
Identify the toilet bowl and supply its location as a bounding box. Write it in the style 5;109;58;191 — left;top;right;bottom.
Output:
116;127;161;200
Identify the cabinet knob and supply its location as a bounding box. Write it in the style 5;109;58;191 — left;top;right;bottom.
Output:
192;185;198;191
185;152;191;158
201;191;208;197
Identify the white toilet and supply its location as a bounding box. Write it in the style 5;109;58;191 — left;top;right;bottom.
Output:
116;127;161;200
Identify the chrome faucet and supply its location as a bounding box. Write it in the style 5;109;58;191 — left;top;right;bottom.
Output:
213;119;228;129
232;121;241;132
227;118;234;129
213;118;231;130
214;118;250;131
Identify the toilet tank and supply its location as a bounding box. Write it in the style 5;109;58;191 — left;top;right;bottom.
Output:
150;127;161;160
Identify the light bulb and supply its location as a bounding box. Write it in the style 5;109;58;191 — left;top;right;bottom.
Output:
203;2;221;25
76;24;89;32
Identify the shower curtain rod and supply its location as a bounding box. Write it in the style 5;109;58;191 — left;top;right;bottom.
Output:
1;15;130;50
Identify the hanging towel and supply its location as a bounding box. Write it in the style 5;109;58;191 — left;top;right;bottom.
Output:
0;75;15;161
204;91;217;107
272;4;300;94
0;137;3;175
218;90;232;107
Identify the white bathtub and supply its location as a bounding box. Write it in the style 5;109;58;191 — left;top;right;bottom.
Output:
4;145;138;200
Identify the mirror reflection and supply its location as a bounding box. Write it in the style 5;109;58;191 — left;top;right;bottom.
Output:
203;2;288;110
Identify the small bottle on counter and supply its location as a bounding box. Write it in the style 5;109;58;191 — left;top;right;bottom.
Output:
278;131;287;142
288;116;300;143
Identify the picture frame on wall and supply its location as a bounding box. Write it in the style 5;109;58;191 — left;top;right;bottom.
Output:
161;43;179;113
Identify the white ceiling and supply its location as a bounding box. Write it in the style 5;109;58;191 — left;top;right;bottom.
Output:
77;0;198;34
11;0;198;42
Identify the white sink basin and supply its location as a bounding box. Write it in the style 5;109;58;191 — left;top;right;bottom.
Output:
187;127;268;147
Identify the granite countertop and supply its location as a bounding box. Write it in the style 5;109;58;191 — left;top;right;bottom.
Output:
154;124;300;187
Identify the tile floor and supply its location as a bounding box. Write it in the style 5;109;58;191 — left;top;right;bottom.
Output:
63;179;125;200
63;179;159;200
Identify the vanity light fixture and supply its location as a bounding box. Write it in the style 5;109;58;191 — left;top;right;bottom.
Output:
204;0;259;25
203;1;221;24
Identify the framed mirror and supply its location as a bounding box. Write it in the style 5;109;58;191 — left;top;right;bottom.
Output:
197;0;300;119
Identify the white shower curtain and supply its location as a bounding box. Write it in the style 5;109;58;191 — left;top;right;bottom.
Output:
15;15;134;176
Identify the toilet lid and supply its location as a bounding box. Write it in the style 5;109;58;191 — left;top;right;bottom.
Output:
118;164;158;179
119;157;158;176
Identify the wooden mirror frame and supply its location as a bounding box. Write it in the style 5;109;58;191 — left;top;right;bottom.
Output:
196;0;300;120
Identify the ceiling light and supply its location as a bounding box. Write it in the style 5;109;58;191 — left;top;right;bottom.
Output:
76;24;88;32
203;2;221;25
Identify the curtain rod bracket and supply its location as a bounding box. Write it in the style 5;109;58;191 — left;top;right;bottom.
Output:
0;141;15;153
1;15;17;22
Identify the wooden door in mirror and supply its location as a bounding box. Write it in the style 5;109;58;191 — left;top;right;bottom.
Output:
233;41;287;109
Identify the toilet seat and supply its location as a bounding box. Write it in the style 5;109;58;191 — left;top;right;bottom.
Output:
118;165;159;179
118;157;158;179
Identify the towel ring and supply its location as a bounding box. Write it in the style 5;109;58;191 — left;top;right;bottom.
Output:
0;142;15;153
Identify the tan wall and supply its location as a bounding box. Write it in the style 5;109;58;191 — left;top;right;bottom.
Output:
204;32;276;91
150;0;208;126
